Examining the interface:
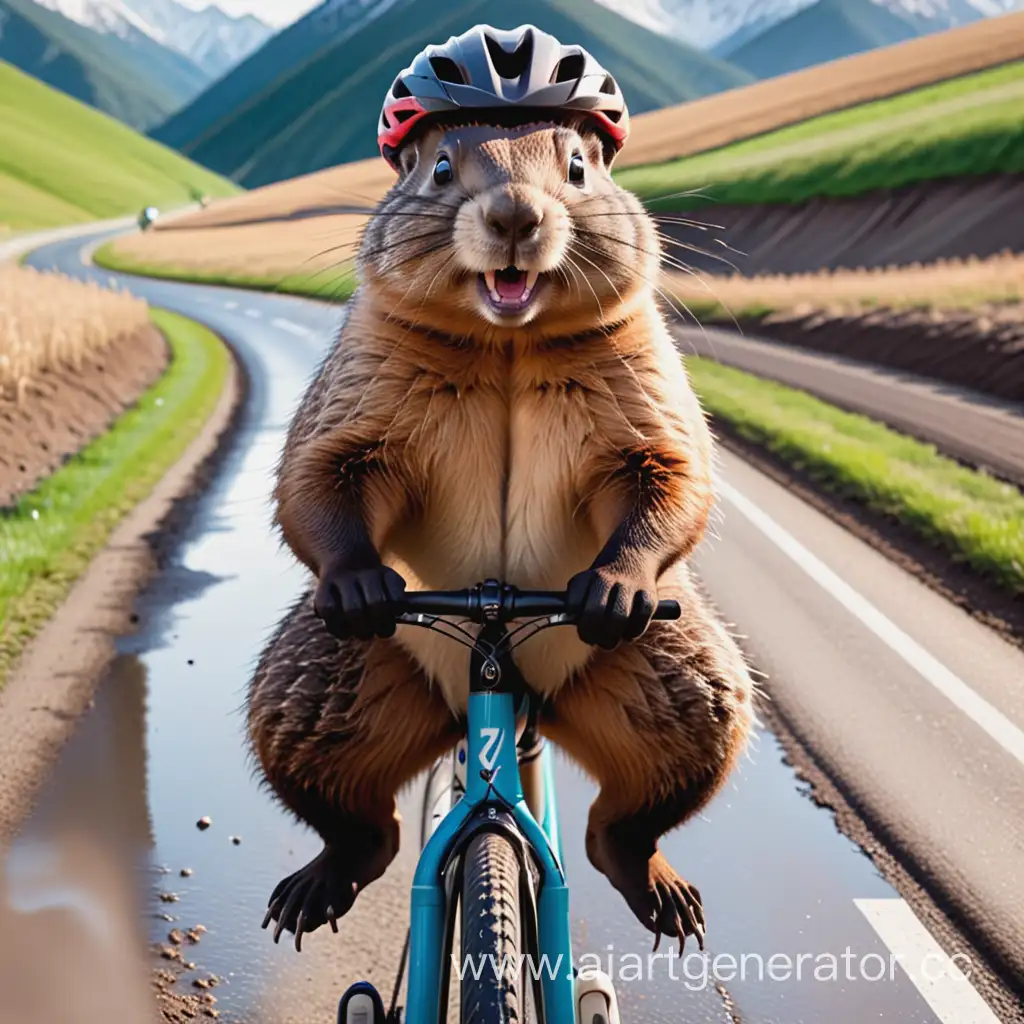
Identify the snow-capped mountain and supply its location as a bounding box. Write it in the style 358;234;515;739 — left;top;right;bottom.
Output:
31;0;272;77
123;0;272;77
594;0;1021;50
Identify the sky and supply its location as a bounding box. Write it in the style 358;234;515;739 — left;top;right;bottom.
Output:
175;0;323;27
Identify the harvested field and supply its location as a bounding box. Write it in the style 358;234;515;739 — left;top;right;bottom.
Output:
100;213;363;299
0;264;164;505
0;265;150;398
0;325;168;506
693;306;1024;404
666;251;1024;315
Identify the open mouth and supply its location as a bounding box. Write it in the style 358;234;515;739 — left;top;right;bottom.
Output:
479;266;541;315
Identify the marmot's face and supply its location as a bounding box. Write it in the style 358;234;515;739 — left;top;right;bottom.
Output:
358;123;659;340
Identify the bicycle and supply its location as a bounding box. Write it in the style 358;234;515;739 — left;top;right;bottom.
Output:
335;579;681;1024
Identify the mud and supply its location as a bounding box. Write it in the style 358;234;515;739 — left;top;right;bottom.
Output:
701;305;1024;402
0;324;169;507
664;176;1024;276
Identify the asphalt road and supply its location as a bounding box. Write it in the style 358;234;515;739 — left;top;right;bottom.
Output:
10;231;1024;1023
674;324;1024;486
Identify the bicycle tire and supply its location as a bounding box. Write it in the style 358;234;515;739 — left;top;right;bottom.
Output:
460;831;524;1024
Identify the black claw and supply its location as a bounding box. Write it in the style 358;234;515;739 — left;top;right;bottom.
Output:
262;900;280;930
327;905;338;934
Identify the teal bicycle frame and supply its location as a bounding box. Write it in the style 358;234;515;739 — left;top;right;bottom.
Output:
406;684;576;1023
382;581;679;1024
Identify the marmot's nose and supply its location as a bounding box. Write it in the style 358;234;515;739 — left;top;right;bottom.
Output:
483;193;543;244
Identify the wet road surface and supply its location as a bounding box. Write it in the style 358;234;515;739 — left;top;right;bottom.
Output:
8;231;1022;1023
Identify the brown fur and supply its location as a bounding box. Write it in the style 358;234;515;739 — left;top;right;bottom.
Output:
249;121;754;948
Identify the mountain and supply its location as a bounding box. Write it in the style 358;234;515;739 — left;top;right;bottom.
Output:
0;60;237;232
594;0;1017;50
153;0;753;188
0;0;205;128
726;0;929;77
118;0;273;78
31;0;272;78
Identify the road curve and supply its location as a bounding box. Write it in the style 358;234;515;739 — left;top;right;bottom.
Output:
13;230;1024;1023
675;324;1024;486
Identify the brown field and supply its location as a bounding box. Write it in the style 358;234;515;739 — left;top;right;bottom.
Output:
0;265;149;400
665;252;1024;317
107;214;365;290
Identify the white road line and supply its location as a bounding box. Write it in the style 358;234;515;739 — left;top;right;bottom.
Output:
719;481;1024;768
270;317;310;337
855;899;999;1023
244;308;261;319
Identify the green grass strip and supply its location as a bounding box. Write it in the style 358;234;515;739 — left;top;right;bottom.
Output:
687;357;1024;594
0;309;230;689
93;241;358;303
616;60;1024;209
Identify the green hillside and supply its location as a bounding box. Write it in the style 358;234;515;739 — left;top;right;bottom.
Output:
729;0;923;79
154;0;752;187
615;59;1024;208
0;61;239;233
0;0;209;131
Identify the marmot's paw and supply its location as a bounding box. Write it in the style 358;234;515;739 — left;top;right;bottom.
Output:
589;830;705;952
641;853;705;953
261;843;362;952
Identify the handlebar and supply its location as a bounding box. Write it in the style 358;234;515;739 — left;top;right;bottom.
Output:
396;579;681;625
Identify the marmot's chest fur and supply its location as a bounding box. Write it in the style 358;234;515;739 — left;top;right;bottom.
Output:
387;348;605;595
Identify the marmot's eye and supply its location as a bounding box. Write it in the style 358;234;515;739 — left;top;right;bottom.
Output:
433;155;453;186
568;152;586;185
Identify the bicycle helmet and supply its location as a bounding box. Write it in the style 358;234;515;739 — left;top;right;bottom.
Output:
377;24;630;170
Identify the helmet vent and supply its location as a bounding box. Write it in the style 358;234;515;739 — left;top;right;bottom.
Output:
604;108;623;123
393;109;417;124
429;55;465;84
391;76;411;98
485;29;534;80
600;74;617;95
553;52;585;84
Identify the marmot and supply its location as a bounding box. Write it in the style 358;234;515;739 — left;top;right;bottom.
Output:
247;24;754;954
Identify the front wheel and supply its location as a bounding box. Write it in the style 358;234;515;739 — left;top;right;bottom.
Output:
460;832;524;1023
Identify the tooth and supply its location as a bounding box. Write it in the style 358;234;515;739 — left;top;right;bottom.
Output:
484;270;496;295
525;270;539;292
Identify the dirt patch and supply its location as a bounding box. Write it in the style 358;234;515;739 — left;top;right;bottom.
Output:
705;306;1024;402
0;344;243;850
0;324;169;507
711;420;1024;650
664;176;1024;276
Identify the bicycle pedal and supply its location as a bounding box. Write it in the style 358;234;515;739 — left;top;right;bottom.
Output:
337;981;386;1024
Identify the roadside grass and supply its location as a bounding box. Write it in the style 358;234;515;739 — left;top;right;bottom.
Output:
616;60;1024;209
688;358;1024;594
0;62;239;234
0;309;230;689
92;241;358;303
